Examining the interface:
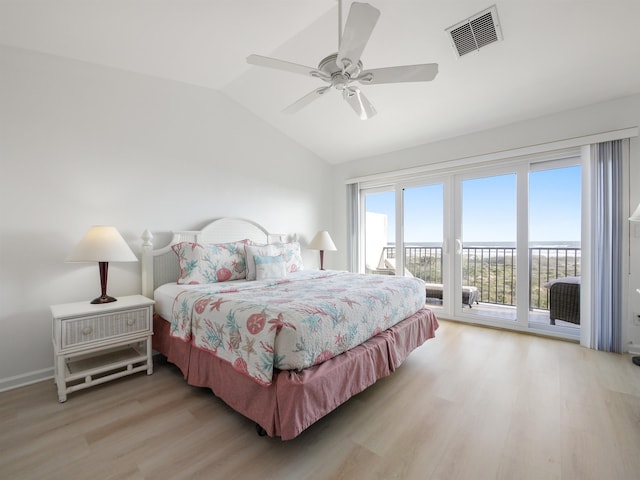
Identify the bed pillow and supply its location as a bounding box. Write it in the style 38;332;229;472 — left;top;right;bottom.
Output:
273;241;305;273
254;254;287;281
245;244;279;281
172;240;249;284
246;242;304;279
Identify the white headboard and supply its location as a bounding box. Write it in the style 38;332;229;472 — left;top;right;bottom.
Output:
141;217;286;298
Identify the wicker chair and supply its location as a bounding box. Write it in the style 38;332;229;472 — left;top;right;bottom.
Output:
547;277;580;325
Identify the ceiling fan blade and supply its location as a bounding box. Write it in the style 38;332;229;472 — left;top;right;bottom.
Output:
343;86;377;120
357;63;439;85
283;87;331;114
337;2;380;72
247;54;324;79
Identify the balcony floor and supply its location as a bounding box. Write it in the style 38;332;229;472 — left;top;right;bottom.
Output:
426;300;580;331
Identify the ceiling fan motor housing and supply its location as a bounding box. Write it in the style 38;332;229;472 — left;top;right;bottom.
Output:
318;53;363;89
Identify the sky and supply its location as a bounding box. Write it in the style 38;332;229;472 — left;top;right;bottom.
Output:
366;165;581;245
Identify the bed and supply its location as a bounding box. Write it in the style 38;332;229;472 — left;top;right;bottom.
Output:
142;217;439;440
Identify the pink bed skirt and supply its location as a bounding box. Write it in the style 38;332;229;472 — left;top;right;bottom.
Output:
153;307;438;440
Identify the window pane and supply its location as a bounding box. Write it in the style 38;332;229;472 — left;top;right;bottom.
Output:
461;174;517;319
404;184;444;305
364;190;395;275
529;165;581;330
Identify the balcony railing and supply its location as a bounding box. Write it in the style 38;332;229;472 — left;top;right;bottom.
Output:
383;245;581;310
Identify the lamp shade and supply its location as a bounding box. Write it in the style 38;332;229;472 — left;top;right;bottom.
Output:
630;203;640;222
308;231;337;251
66;226;137;263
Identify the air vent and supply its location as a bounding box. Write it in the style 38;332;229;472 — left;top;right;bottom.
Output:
446;5;502;57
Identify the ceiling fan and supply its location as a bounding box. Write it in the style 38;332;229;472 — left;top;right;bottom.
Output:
246;0;438;120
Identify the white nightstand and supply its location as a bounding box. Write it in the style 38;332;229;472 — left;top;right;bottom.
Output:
51;294;154;402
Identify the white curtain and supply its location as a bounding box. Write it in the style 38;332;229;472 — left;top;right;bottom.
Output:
346;183;359;273
587;139;625;352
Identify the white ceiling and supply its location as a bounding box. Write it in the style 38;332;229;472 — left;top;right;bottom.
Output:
2;0;640;164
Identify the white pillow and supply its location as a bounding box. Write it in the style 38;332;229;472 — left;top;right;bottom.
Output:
245;244;278;280
254;255;287;281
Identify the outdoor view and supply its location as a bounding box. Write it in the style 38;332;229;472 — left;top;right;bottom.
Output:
364;164;581;329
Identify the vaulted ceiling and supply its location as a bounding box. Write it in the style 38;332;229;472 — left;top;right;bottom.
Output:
2;0;640;164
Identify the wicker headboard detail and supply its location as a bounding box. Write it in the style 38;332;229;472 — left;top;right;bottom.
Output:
140;218;286;298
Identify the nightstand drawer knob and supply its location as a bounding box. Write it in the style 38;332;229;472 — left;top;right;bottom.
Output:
127;318;136;326
82;326;93;335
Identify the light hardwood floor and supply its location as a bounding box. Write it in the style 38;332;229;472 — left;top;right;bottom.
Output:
2;320;640;480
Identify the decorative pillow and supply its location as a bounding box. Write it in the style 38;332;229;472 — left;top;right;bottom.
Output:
254;254;287;281
272;241;305;273
172;240;249;284
245;244;278;281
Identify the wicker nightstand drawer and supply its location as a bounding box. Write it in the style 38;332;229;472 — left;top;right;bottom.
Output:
61;307;150;349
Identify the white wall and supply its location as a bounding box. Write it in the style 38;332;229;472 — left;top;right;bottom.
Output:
0;45;333;388
332;94;640;351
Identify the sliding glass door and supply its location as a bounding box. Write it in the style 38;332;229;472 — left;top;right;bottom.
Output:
528;162;581;332
354;152;582;339
362;188;395;275
403;182;446;308
457;172;518;321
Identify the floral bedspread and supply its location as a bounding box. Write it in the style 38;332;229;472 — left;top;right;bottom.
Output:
170;270;426;385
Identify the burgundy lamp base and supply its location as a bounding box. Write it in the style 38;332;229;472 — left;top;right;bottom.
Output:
91;261;118;304
90;295;117;304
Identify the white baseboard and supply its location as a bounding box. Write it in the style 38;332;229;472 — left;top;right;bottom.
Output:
0;367;54;393
0;352;163;393
628;343;640;355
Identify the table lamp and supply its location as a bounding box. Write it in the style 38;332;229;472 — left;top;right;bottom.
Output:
309;230;337;270
66;226;138;304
